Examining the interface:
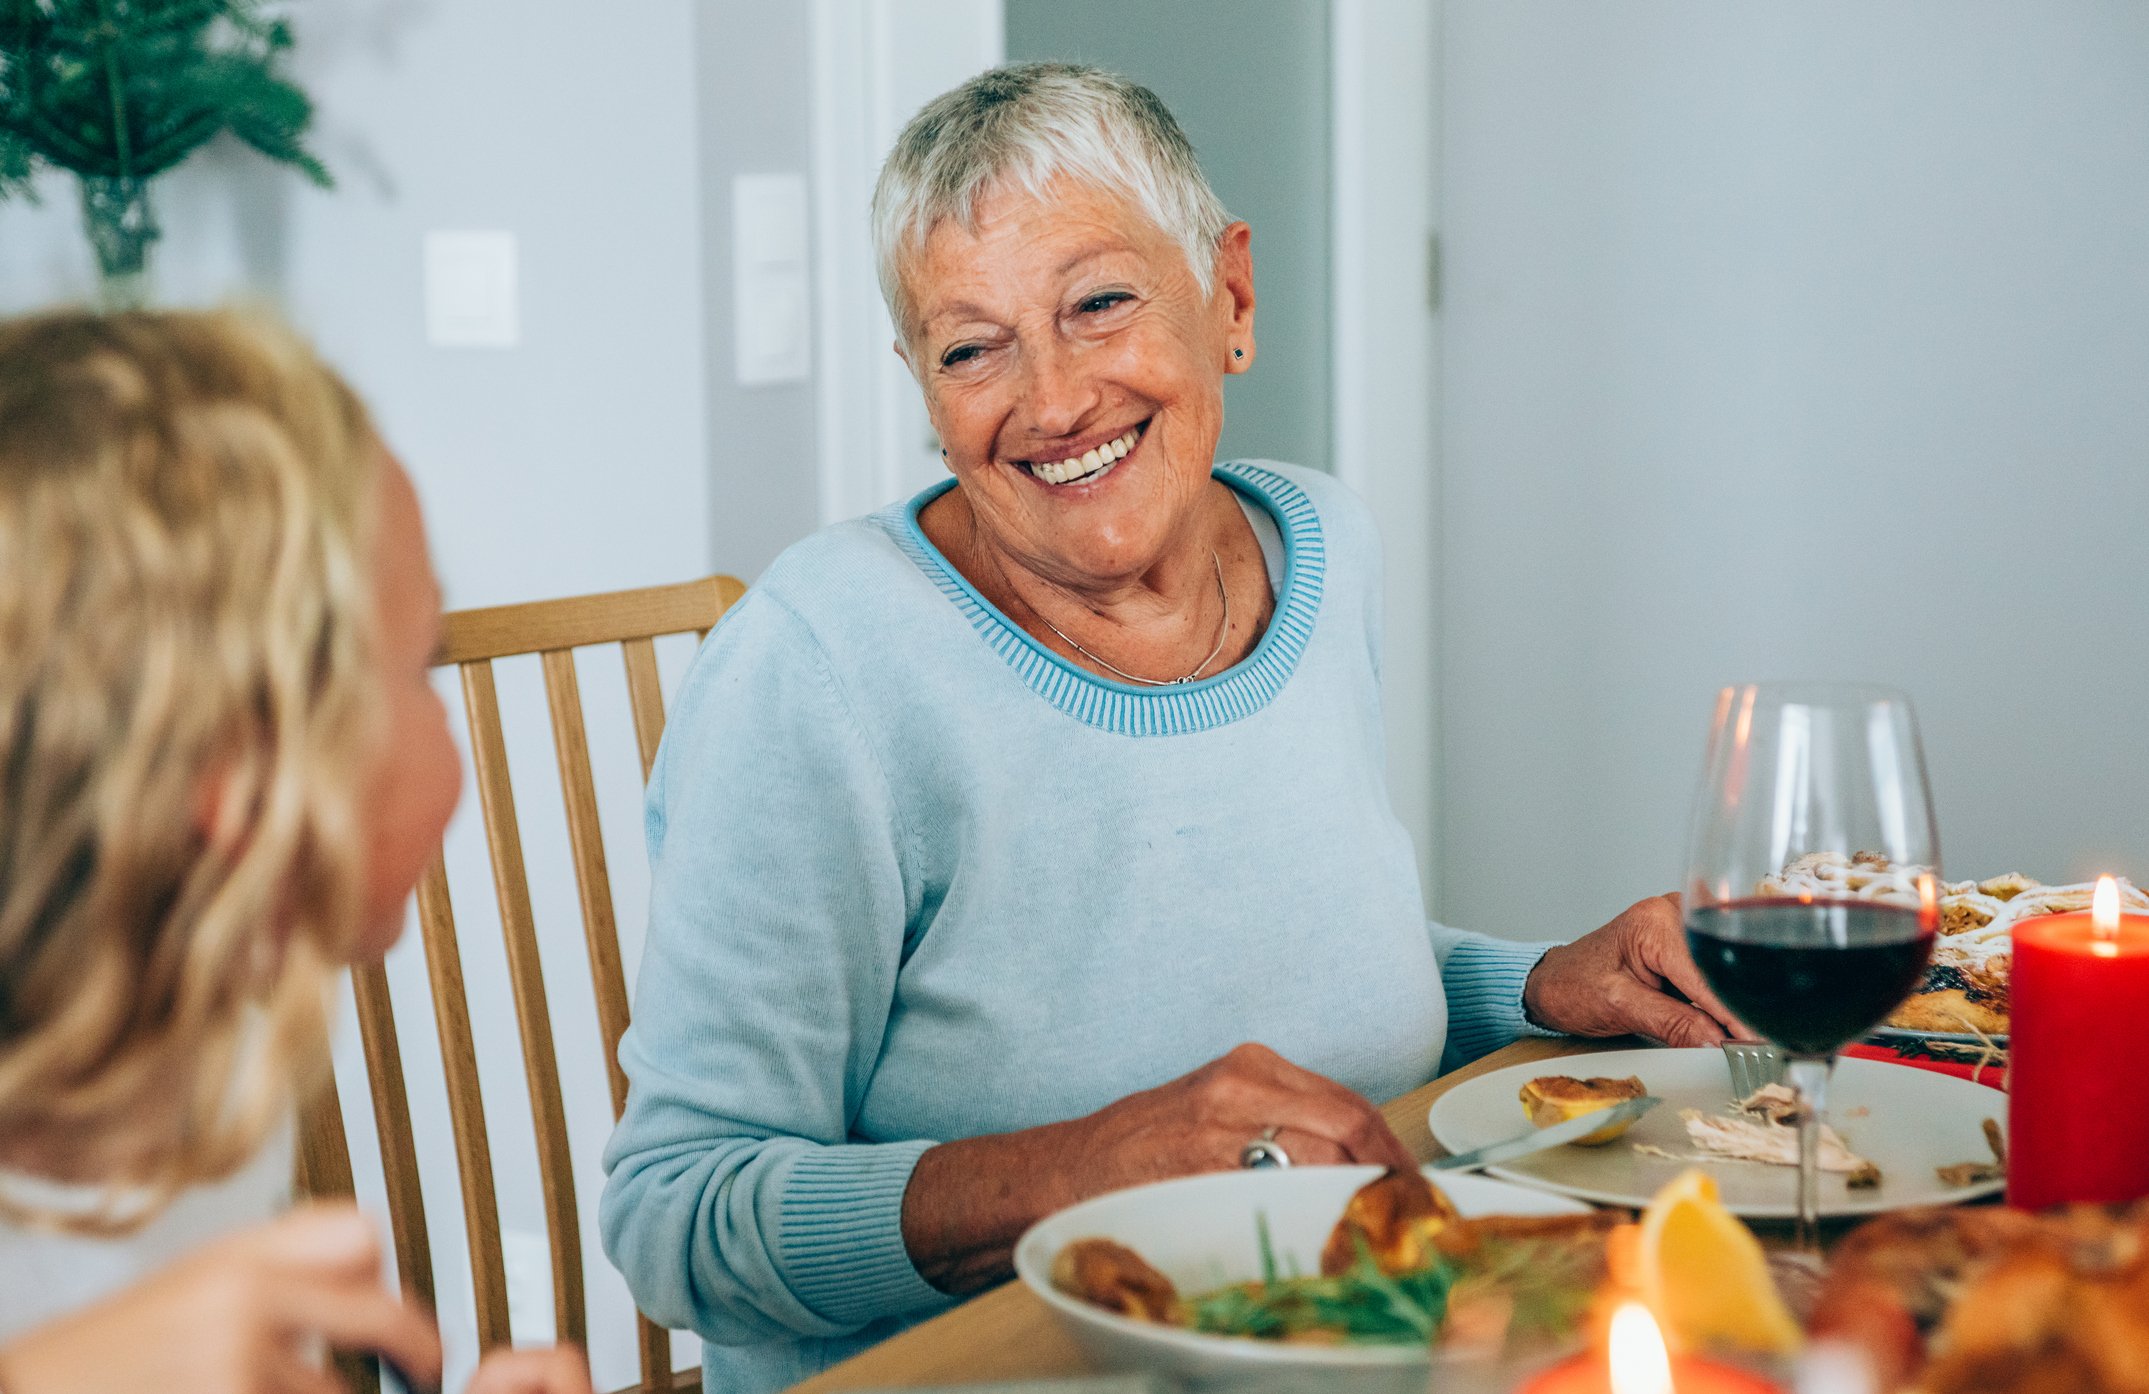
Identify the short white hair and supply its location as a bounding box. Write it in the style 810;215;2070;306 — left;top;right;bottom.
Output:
871;62;1234;344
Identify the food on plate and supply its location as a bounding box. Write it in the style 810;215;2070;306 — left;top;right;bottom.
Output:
1814;1202;2149;1394
1934;1119;2007;1190
1757;852;2149;1038
1051;1237;1184;1323
1679;1085;1882;1187
1051;1168;1623;1352
1318;1163;1461;1275
1932;1160;2004;1190
1520;1075;1649;1145
1625;1168;1802;1355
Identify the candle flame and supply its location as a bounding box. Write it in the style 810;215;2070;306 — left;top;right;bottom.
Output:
1609;1303;1675;1394
2095;875;2121;941
1919;873;1939;931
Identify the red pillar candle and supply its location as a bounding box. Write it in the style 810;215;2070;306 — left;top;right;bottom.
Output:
2009;876;2149;1209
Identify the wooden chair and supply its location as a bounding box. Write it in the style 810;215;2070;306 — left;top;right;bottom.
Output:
297;574;747;1394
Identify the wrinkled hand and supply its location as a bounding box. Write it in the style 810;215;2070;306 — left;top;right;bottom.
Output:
903;1042;1418;1296
1522;894;1755;1047
0;1204;441;1394
1068;1042;1418;1186
467;1347;595;1394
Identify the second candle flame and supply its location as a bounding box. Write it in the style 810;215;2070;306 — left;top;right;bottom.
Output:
2094;875;2122;944
1609;1302;1675;1394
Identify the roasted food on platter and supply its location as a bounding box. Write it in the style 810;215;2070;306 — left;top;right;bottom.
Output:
1758;852;2149;1038
1052;1168;1621;1351
1813;1205;2149;1393
1813;1202;2149;1394
1520;1075;1649;1145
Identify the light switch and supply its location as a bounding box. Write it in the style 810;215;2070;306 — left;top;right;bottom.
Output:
425;230;519;348
732;174;811;385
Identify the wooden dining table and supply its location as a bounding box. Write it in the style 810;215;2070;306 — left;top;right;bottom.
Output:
790;1035;1625;1392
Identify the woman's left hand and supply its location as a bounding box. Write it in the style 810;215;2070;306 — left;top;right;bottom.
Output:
1521;894;1755;1046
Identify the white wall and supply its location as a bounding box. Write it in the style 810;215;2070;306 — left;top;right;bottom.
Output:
1436;2;2149;938
0;4;712;611
1;4;713;1386
700;0;824;576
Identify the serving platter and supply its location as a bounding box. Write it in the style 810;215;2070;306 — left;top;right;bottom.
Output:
1426;1047;2007;1220
1865;1025;2008;1048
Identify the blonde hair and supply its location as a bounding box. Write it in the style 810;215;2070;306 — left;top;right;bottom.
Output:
0;308;383;1232
871;62;1234;344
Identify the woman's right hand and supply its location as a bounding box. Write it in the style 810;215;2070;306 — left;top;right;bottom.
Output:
902;1043;1416;1294
0;1203;441;1394
1066;1042;1419;1186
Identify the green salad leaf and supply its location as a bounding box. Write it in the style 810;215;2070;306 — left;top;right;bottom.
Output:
1181;1215;1600;1351
1187;1229;1453;1345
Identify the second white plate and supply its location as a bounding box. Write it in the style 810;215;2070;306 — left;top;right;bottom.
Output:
1426;1047;2007;1219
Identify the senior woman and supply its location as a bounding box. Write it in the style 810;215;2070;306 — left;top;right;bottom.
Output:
602;63;1740;1394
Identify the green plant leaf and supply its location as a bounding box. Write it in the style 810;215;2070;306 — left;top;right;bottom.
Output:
0;128;33;199
0;0;329;187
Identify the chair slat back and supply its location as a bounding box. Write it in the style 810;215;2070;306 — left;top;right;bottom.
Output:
460;657;589;1348
540;650;634;1117
295;1069;358;1204
300;574;743;1394
353;960;434;1311
415;855;515;1349
619;638;668;785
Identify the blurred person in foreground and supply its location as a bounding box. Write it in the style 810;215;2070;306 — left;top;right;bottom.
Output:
0;309;590;1394
602;63;1741;1394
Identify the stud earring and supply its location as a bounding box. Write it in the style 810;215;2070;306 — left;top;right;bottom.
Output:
1233;348;1245;359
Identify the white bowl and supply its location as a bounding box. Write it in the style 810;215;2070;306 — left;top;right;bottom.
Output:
1012;1166;1592;1394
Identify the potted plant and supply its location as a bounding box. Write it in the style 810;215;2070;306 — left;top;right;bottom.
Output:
0;0;330;308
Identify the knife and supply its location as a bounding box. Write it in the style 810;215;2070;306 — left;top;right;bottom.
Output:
1430;1095;1663;1173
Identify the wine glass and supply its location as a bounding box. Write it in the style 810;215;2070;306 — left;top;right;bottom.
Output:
1682;682;1941;1251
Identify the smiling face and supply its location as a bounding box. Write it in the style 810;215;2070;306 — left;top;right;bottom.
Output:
902;178;1255;595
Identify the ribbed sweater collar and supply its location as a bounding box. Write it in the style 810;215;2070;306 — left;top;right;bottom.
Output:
879;461;1326;736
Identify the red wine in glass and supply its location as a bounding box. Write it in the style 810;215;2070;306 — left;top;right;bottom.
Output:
1685;900;1935;1057
1683;682;1941;1251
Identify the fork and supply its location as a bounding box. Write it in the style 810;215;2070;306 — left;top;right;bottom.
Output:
1721;1040;1788;1099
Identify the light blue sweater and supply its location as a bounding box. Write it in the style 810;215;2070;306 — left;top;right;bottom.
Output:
600;462;1553;1394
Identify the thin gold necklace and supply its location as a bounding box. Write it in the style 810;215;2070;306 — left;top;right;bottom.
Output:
1032;551;1230;686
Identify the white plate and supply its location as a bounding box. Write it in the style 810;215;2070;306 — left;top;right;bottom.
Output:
1426;1047;2007;1219
1013;1166;1590;1393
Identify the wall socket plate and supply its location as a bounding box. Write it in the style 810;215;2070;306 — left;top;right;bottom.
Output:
425;230;519;348
732;173;811;385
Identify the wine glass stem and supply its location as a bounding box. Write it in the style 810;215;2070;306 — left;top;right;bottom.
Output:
1786;1055;1833;1253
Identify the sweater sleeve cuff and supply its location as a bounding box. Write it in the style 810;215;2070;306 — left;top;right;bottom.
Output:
776;1139;950;1328
1440;935;1560;1070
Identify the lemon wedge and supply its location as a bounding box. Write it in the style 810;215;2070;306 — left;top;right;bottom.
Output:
1634;1169;1802;1355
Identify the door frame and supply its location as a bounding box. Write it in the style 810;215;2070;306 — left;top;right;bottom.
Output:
808;0;1004;524
1331;0;1443;907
